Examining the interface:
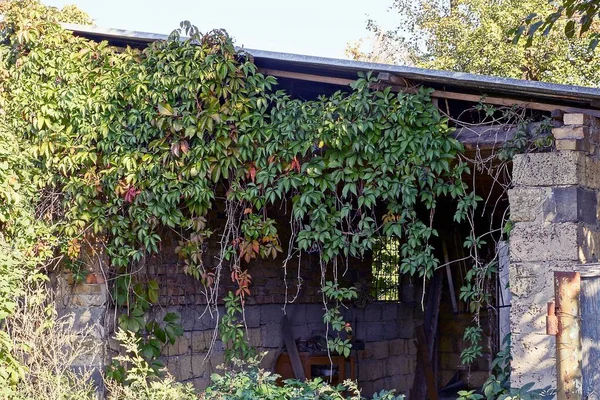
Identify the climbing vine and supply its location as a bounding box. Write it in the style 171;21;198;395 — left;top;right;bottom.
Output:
0;0;477;378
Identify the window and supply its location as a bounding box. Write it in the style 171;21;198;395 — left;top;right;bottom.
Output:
371;236;401;301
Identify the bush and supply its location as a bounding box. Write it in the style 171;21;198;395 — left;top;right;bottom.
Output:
105;330;197;400
0;284;98;400
201;356;404;400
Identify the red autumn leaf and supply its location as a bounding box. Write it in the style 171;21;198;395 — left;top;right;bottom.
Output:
179;140;190;154
247;164;257;183
124;186;140;203
291;156;301;172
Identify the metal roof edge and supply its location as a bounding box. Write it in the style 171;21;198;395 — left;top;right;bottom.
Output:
60;22;600;103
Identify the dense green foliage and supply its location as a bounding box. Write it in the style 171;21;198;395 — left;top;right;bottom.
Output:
515;0;600;50
0;0;475;394
361;0;600;86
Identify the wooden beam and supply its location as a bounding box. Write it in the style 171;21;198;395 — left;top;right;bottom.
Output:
259;68;356;87
258;68;600;118
452;122;550;150
411;325;440;400
281;315;306;381
431;90;600;118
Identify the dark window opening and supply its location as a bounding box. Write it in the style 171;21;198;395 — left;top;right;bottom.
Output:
371;236;401;301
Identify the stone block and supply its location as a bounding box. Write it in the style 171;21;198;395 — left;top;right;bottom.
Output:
260;304;284;325
364;304;382;322
71;338;104;367
366;323;385;342
358;360;386;381
468;371;491;387
178;355;193;380
509;222;579;262
246;328;261;347
508;187;550;222
371;378;386;394
509;331;556;390
388;338;405;356
261;323;283;348
512;152;586;188
166;334;189;356
511;222;600;264
543;187;597;224
579;224;600;263
371;340;389;359
259;349;280;371
163;356;180;377
305;305;325;323
552;125;588;140
439;352;461;370
191;354;208;377
72;283;103;295
191;377;211;392
438;334;456;353
207;352;225;373
384;321;399;340
287;304;307;326
381;304;398;321
359;381;374;397
398;319;415;339
397;304;414;321
179;307;200;331
384;374;403;391
191;331;207;352
385;356;405;376
59;307;106;338
556;138;591;153
244;307;261;328
563;113;594;126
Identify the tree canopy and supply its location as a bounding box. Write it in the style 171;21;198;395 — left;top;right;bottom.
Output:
515;0;600;50
354;0;600;87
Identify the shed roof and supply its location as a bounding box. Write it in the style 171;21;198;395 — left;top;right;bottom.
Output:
62;23;600;116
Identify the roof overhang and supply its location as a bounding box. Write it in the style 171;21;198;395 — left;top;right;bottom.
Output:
60;23;600;118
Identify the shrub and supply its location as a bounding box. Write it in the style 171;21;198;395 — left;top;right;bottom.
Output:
105;330;197;400
201;356;404;400
0;284;98;400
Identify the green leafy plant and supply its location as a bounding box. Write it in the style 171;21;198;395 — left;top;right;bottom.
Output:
0;0;476;375
457;390;484;400
480;334;555;400
322;281;357;357
219;291;256;363
201;356;405;400
105;330;197;400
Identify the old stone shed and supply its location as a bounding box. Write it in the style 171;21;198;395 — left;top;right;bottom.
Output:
58;23;600;399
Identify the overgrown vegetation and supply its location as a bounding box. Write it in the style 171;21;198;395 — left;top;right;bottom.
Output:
0;285;98;400
0;0;547;398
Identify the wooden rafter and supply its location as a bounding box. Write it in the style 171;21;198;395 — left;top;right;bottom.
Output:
258;68;600;118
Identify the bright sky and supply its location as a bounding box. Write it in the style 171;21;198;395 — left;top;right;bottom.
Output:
42;0;398;59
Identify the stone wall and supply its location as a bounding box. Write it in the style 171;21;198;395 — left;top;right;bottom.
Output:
54;240;110;392
134;302;421;398
508;113;600;390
